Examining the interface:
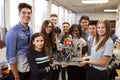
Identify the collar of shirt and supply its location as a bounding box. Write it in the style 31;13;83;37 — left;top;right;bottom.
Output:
17;22;30;31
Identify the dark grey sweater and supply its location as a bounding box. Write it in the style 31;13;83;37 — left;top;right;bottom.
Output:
27;49;51;80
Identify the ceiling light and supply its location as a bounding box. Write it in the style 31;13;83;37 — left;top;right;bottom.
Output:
104;9;118;12
81;0;109;4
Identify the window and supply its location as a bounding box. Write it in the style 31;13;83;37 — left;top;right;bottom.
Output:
0;0;5;27
68;12;76;25
58;6;64;28
65;9;69;22
71;13;76;24
51;3;59;15
0;0;5;41
35;0;48;32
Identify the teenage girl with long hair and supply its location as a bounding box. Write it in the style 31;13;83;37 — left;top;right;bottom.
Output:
80;20;113;80
27;33;52;80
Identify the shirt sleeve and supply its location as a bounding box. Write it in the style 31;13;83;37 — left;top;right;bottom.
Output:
5;29;17;64
103;39;113;56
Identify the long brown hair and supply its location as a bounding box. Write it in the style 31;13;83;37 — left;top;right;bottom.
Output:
95;20;111;51
40;20;55;49
30;32;49;55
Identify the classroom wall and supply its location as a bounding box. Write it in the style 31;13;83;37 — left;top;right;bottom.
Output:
75;13;116;23
115;4;120;38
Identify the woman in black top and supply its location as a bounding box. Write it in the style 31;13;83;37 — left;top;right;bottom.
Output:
27;33;52;80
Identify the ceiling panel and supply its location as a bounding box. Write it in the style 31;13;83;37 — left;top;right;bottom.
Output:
52;0;120;13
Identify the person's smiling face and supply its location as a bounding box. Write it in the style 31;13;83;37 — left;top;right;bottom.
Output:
33;36;44;51
19;8;32;25
97;23;106;37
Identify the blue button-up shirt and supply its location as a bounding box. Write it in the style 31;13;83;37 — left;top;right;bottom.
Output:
5;22;33;72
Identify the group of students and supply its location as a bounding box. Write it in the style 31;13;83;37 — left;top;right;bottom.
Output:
5;2;114;80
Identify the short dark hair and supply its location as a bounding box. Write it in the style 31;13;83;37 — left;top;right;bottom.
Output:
18;3;32;13
89;21;97;25
50;13;58;18
54;27;61;33
62;22;70;26
79;15;89;22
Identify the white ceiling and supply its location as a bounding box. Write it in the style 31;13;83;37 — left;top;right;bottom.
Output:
52;0;120;13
